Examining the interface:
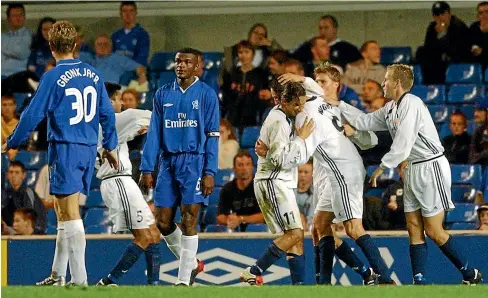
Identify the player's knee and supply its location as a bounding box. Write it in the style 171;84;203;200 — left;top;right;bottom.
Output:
150;225;161;243
180;212;198;235
406;218;424;238
344;220;365;240
424;226;448;245
134;232;151;249
289;228;304;244
156;219;174;236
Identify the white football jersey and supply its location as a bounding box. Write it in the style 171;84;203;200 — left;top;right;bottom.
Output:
338;93;444;168
96;109;151;179
255;106;308;188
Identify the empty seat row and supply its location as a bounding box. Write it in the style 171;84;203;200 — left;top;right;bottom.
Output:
411;84;486;105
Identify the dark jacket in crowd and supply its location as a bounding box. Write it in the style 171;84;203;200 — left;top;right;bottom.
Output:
470;21;488;68
442;131;471;164
293;38;361;69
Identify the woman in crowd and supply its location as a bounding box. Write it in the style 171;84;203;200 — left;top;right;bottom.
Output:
218;119;240;169
442;111;471;164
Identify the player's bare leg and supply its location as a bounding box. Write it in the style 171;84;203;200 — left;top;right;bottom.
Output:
286;233;305;285
343;219;393;284
422;211;482;285
56;192;87;286
241;228;304;286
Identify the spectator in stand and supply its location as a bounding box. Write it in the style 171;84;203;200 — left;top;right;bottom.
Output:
1;95;19;160
293;15;361;69
13;208;37;235
34;165;55;210
442;111;471;164
74;25;95;56
343;41;386;95
417;1;472;84
222;40;269;134
285;59;305;77
470;1;488;68
81;34;147;86
303;37;331;77
365;97;388;113
267;50;289;78
1;3;38;96
223;23;283;72
219;119;240;170
27;17;55;78
469;99;488;166
477;203;488;230
382;162;407;230
362;79;383;106
1;161;46;234
329;64;361;106
217;151;265;232
111;1;150;66
362;195;390;231
121;88;139;110
294;161;314;231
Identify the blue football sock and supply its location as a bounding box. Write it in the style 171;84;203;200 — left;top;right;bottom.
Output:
409;243;428;284
144;242;161;285
356;234;392;283
318;236;335;284
287;253;306;285
109;242;145;282
314;246;320;284
251;242;285;275
335;240;370;279
439;236;474;280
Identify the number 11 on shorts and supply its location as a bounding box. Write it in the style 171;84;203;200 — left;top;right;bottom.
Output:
283;211;296;225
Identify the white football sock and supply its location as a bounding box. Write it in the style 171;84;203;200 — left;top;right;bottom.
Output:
64;219;87;284
164;226;198;268
51;222;69;278
176;235;198;285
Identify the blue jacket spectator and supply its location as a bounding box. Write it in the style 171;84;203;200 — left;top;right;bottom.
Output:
1;4;32;77
111;1;150;66
27;17;55;78
75;25;95;56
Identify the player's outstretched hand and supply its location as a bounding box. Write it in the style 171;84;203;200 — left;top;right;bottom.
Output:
296;117;315;140
278;73;305;85
139;173;153;195
1;143;8;153
137;125;149;135
369;167;384;188
103;149;119;170
202;174;215;196
255;139;268;157
343;123;356;137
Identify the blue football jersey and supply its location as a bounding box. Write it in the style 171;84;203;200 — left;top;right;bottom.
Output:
141;77;220;176
7;58;117;150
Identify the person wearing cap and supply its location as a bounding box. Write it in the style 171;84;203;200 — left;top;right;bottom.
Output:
469;97;488;166
477;204;488;230
416;1;471;84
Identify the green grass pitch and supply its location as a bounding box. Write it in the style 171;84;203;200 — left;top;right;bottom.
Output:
2;285;487;298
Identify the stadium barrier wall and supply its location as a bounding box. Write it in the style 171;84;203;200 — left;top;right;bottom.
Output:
2;231;487;286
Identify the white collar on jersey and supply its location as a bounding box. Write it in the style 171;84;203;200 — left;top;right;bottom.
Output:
178;76;200;94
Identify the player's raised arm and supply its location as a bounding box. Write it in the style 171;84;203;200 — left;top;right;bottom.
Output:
114;109;152;144
278;73;324;98
6;74;54;149
381;99;422;169
337;101;389;132
140;89;163;174
343;123;378;150
202;89;220;177
98;81;118;151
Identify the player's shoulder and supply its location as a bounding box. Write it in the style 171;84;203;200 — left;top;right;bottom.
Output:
402;92;425;107
196;80;217;95
304;97;332;116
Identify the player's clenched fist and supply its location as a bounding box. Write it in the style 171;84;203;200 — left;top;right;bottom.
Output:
202;174;214;196
138;173;153;195
296;116;315;140
343;123;356;137
255;139;268;157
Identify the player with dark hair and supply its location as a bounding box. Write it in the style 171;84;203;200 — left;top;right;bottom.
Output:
3;20;118;287
139;47;219;286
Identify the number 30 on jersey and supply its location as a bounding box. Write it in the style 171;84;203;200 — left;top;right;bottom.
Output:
67;86;97;125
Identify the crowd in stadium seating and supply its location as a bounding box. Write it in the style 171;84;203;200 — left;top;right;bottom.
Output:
2;1;488;235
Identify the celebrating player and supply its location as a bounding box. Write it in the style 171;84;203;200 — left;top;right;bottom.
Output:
3;21;118;287
95;82;161;286
328;64;482;285
240;82;314;286
139;48;219;286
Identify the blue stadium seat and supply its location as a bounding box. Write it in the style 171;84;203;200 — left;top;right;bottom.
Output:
447;84;484;104
25;170;38;188
45;226;57;235
208;187;221;206
446;64;482;84
448;222;477;230
366;166;400;181
439;120;477;140
150;52;177;72
13;93;27;113
448;104;475;121
138;91;153;111
247;148;258;167
90;173;101;190
245;224;270;232
410;85;445;104
214;169;234;187
240;126;260;148
365;188;386;199
204;224;232;233
85;225;110;234
85;190;105;208
47;209;57;228
202;205;218;225
202;52;223;71
427;105;449;123
158;71;177;88
380;47;411;65
445;203;478;223
1;153;9;174
14;151;47;170
451;185;477;203
412;65;423;85
450;164;482;190
84;208;109;227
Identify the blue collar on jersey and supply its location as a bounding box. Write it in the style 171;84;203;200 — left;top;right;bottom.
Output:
174;76;200;93
56;58;81;66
